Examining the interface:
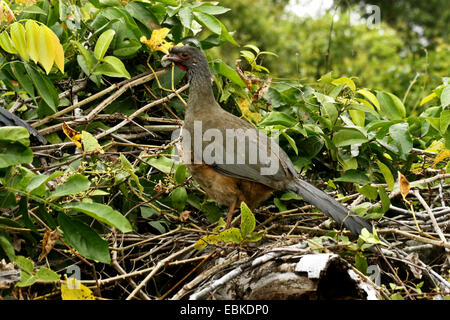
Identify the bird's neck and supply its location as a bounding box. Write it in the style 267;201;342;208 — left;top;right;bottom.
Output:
187;66;218;112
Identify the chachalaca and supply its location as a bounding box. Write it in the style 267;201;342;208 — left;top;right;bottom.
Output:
0;107;47;144
162;46;371;235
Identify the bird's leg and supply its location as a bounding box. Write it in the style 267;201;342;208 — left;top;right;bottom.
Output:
225;198;238;229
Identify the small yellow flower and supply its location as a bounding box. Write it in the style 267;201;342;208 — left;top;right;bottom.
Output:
140;28;174;54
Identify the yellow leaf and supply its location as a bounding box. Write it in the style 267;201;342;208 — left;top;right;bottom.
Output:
357;88;380;111
61;278;95;300
398;172;410;200
62;122;83;150
10;22;28;61
432;149;450;168
50;32;64;73
420;92;437;106
25;20;40;63
140;27;174;54
332;77;356;91
236;97;262;124
38;25;56;74
355;98;375;110
0;31;17;54
426;140;444;153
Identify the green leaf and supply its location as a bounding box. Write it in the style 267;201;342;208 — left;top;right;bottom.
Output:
378;186;390;214
10;62;35;98
16;271;36;287
0;230;15;261
0;126;30;146
146;155;175;174
174;164;187;184
357;89;380;111
50;174;90;199
282;132;298;155
357;185;378;200
94;29;115;61
376;160;394;191
179;6;193;29
332;77;356;91
213;61;245;87
171;186;188;211
195;4;230;15
36;267;60;282
389;122;413;160
332;128;368;147
349;109;365;127
71;40;93;70
58;213;111;264
335;169;369;185
82;131;102;153
25;64;59;113
259;111;298;127
440;110;450;134
441;85;450;107
0;141;33;168
93;55;130;79
14;256;34;274
355;252;368;274
193;11;221;34
216;227;243;243
376;91;406;120
240;202;255;237
64;202;132;233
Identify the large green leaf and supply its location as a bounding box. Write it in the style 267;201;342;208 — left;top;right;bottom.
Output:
335;169;370;184
58;213;111;264
50;174;91;199
389;122;413;159
94;29;115;60
440;85;450;107
0;142;33;168
259;111;298;128
440;110;450;134
25;64;59;113
93;55;130;79
332;128;368;147
376;91;406;120
193;11;221;34
171;186;188;212
213;61;245;87
0;126;30;146
179;6;193;29
376;160;395;191
195;4;230;15
64;201;132;233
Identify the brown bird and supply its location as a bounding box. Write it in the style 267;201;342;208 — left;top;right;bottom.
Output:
162;46;371;235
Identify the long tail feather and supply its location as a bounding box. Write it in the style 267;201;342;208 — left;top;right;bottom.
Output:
286;179;371;235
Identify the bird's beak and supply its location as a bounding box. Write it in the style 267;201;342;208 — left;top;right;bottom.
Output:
162;53;182;64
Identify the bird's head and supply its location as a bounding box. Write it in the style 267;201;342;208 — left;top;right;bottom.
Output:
161;45;208;72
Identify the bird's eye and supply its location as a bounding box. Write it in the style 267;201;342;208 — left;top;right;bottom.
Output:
180;53;189;58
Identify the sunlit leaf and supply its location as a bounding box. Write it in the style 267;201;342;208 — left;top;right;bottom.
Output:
38;25;56;74
94;29;115;61
10;22;28;61
25;20;40;63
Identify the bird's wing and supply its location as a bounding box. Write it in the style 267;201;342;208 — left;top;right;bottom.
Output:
184;113;297;189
